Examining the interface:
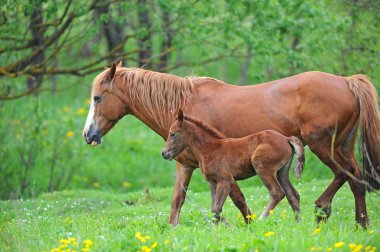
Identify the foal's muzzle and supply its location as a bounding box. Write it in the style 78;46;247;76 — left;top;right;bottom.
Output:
161;150;173;160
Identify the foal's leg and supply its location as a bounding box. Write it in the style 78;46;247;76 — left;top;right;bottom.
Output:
169;162;194;226
277;158;301;221
255;164;285;219
212;178;233;223
229;181;252;223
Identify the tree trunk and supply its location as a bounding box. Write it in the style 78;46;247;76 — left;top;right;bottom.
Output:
137;0;152;68
157;11;173;71
94;3;125;63
26;3;45;92
239;46;253;85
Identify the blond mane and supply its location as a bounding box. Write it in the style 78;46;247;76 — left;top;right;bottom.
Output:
91;67;197;128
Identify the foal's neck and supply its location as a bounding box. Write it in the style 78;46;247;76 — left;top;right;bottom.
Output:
184;123;222;158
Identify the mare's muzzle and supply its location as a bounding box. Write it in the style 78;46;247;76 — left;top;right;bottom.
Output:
84;128;102;146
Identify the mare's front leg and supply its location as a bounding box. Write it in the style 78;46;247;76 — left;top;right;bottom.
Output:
229;181;252;223
169;162;194;226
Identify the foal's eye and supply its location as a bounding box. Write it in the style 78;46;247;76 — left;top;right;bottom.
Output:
170;133;175;138
94;96;101;103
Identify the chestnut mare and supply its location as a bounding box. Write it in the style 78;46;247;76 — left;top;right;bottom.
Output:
83;62;380;227
162;110;304;223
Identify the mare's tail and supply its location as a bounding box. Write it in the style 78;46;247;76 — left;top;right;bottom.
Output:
347;75;380;192
288;136;304;179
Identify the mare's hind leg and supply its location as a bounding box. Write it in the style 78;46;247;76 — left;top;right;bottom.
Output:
342;151;369;227
229;181;252;223
255;164;285;219
309;144;349;223
277;158;301;221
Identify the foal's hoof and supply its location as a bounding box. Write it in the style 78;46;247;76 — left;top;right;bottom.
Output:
356;215;370;229
315;205;331;223
213;216;231;227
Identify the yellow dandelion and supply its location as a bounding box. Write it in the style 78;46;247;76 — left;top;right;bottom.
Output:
370;247;376;252
92;182;100;188
60;239;70;245
246;215;251;219
144;236;151;240
122;181;132;188
164;240;170;245
237;213;242;219
68;238;76;243
366;246;372;251
263;231;275;237
312;227;321;235
310;246;316;251
327;247;332;252
135;232;147;243
349;244;356;249
83;239;93;247
66;131;74;138
81;248;90;252
334;241;345;248
151;241;158;249
269;210;274;215
76;108;86;116
64;218;73;224
298;189;302;193
353;244;363;252
141;246;151;252
369;230;375;234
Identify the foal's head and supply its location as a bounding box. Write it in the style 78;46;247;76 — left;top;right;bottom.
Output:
83;62;127;145
162;110;188;160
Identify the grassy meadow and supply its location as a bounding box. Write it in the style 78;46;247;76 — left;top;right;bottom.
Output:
1;179;379;252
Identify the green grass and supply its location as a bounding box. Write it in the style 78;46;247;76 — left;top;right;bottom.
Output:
1;179;379;252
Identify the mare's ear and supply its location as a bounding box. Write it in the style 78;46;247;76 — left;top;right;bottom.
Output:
107;62;117;81
178;109;184;126
117;61;122;67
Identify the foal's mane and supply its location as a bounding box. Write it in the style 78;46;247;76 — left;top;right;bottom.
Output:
183;115;226;139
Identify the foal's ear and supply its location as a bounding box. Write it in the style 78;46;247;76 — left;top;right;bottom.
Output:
117;61;122;67
178;109;184;126
107;62;117;81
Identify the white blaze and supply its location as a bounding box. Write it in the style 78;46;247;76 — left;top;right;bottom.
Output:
83;101;95;135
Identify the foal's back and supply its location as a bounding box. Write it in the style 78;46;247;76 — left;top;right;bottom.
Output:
201;130;293;180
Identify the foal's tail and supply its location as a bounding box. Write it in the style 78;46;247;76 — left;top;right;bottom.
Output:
347;75;380;192
288;136;304;179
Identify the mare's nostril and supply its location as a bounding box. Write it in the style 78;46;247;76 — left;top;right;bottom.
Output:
161;151;165;157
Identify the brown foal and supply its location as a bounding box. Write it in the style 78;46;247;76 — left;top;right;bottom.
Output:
162;110;304;223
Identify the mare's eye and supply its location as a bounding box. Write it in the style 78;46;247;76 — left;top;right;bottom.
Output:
170;133;175;137
94;96;101;103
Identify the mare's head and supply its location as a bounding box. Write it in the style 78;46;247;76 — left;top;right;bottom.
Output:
162;110;188;160
83;62;127;146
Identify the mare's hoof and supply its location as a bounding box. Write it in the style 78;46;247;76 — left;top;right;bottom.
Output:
315;205;331;223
